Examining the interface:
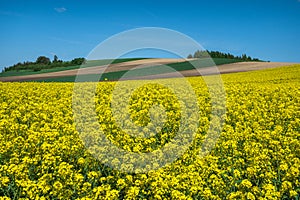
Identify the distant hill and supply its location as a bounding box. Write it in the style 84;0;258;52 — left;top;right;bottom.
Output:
2;50;263;74
0;57;146;76
0;57;244;82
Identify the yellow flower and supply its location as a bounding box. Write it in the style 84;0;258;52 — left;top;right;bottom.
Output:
0;176;10;187
125;186;140;199
87;171;98;180
240;179;252;190
246;192;255;200
74;173;84;183
53;181;63;191
281;181;292;192
289;190;298;198
117;178;126;189
77;157;85;165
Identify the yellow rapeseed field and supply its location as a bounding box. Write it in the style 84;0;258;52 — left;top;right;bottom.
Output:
0;65;299;199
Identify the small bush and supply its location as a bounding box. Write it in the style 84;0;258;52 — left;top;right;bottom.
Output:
33;67;42;72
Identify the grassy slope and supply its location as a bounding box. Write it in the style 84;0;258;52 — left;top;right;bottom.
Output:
0;58;147;77
31;58;242;82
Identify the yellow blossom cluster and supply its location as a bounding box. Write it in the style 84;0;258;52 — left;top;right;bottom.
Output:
0;65;299;199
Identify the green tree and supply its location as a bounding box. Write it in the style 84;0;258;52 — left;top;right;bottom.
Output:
36;56;51;65
187;54;193;59
70;58;85;65
53;55;58;63
242;54;247;61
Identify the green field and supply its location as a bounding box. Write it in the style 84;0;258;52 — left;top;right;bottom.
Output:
0;58;147;77
29;58;242;82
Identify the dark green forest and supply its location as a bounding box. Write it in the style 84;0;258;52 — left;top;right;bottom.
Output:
2;55;85;72
187;50;262;62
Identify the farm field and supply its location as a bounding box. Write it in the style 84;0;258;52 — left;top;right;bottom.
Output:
0;58;295;82
0;65;299;199
0;58;243;82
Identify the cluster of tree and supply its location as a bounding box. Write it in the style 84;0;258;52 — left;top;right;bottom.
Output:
3;55;86;72
187;50;262;62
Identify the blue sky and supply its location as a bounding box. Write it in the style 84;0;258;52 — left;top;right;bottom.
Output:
1;0;300;70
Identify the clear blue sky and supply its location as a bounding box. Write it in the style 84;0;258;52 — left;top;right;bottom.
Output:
1;0;300;70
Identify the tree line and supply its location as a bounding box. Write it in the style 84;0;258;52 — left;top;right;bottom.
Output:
187;50;262;61
2;55;86;72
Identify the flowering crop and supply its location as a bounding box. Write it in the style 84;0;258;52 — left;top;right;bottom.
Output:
0;65;299;199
